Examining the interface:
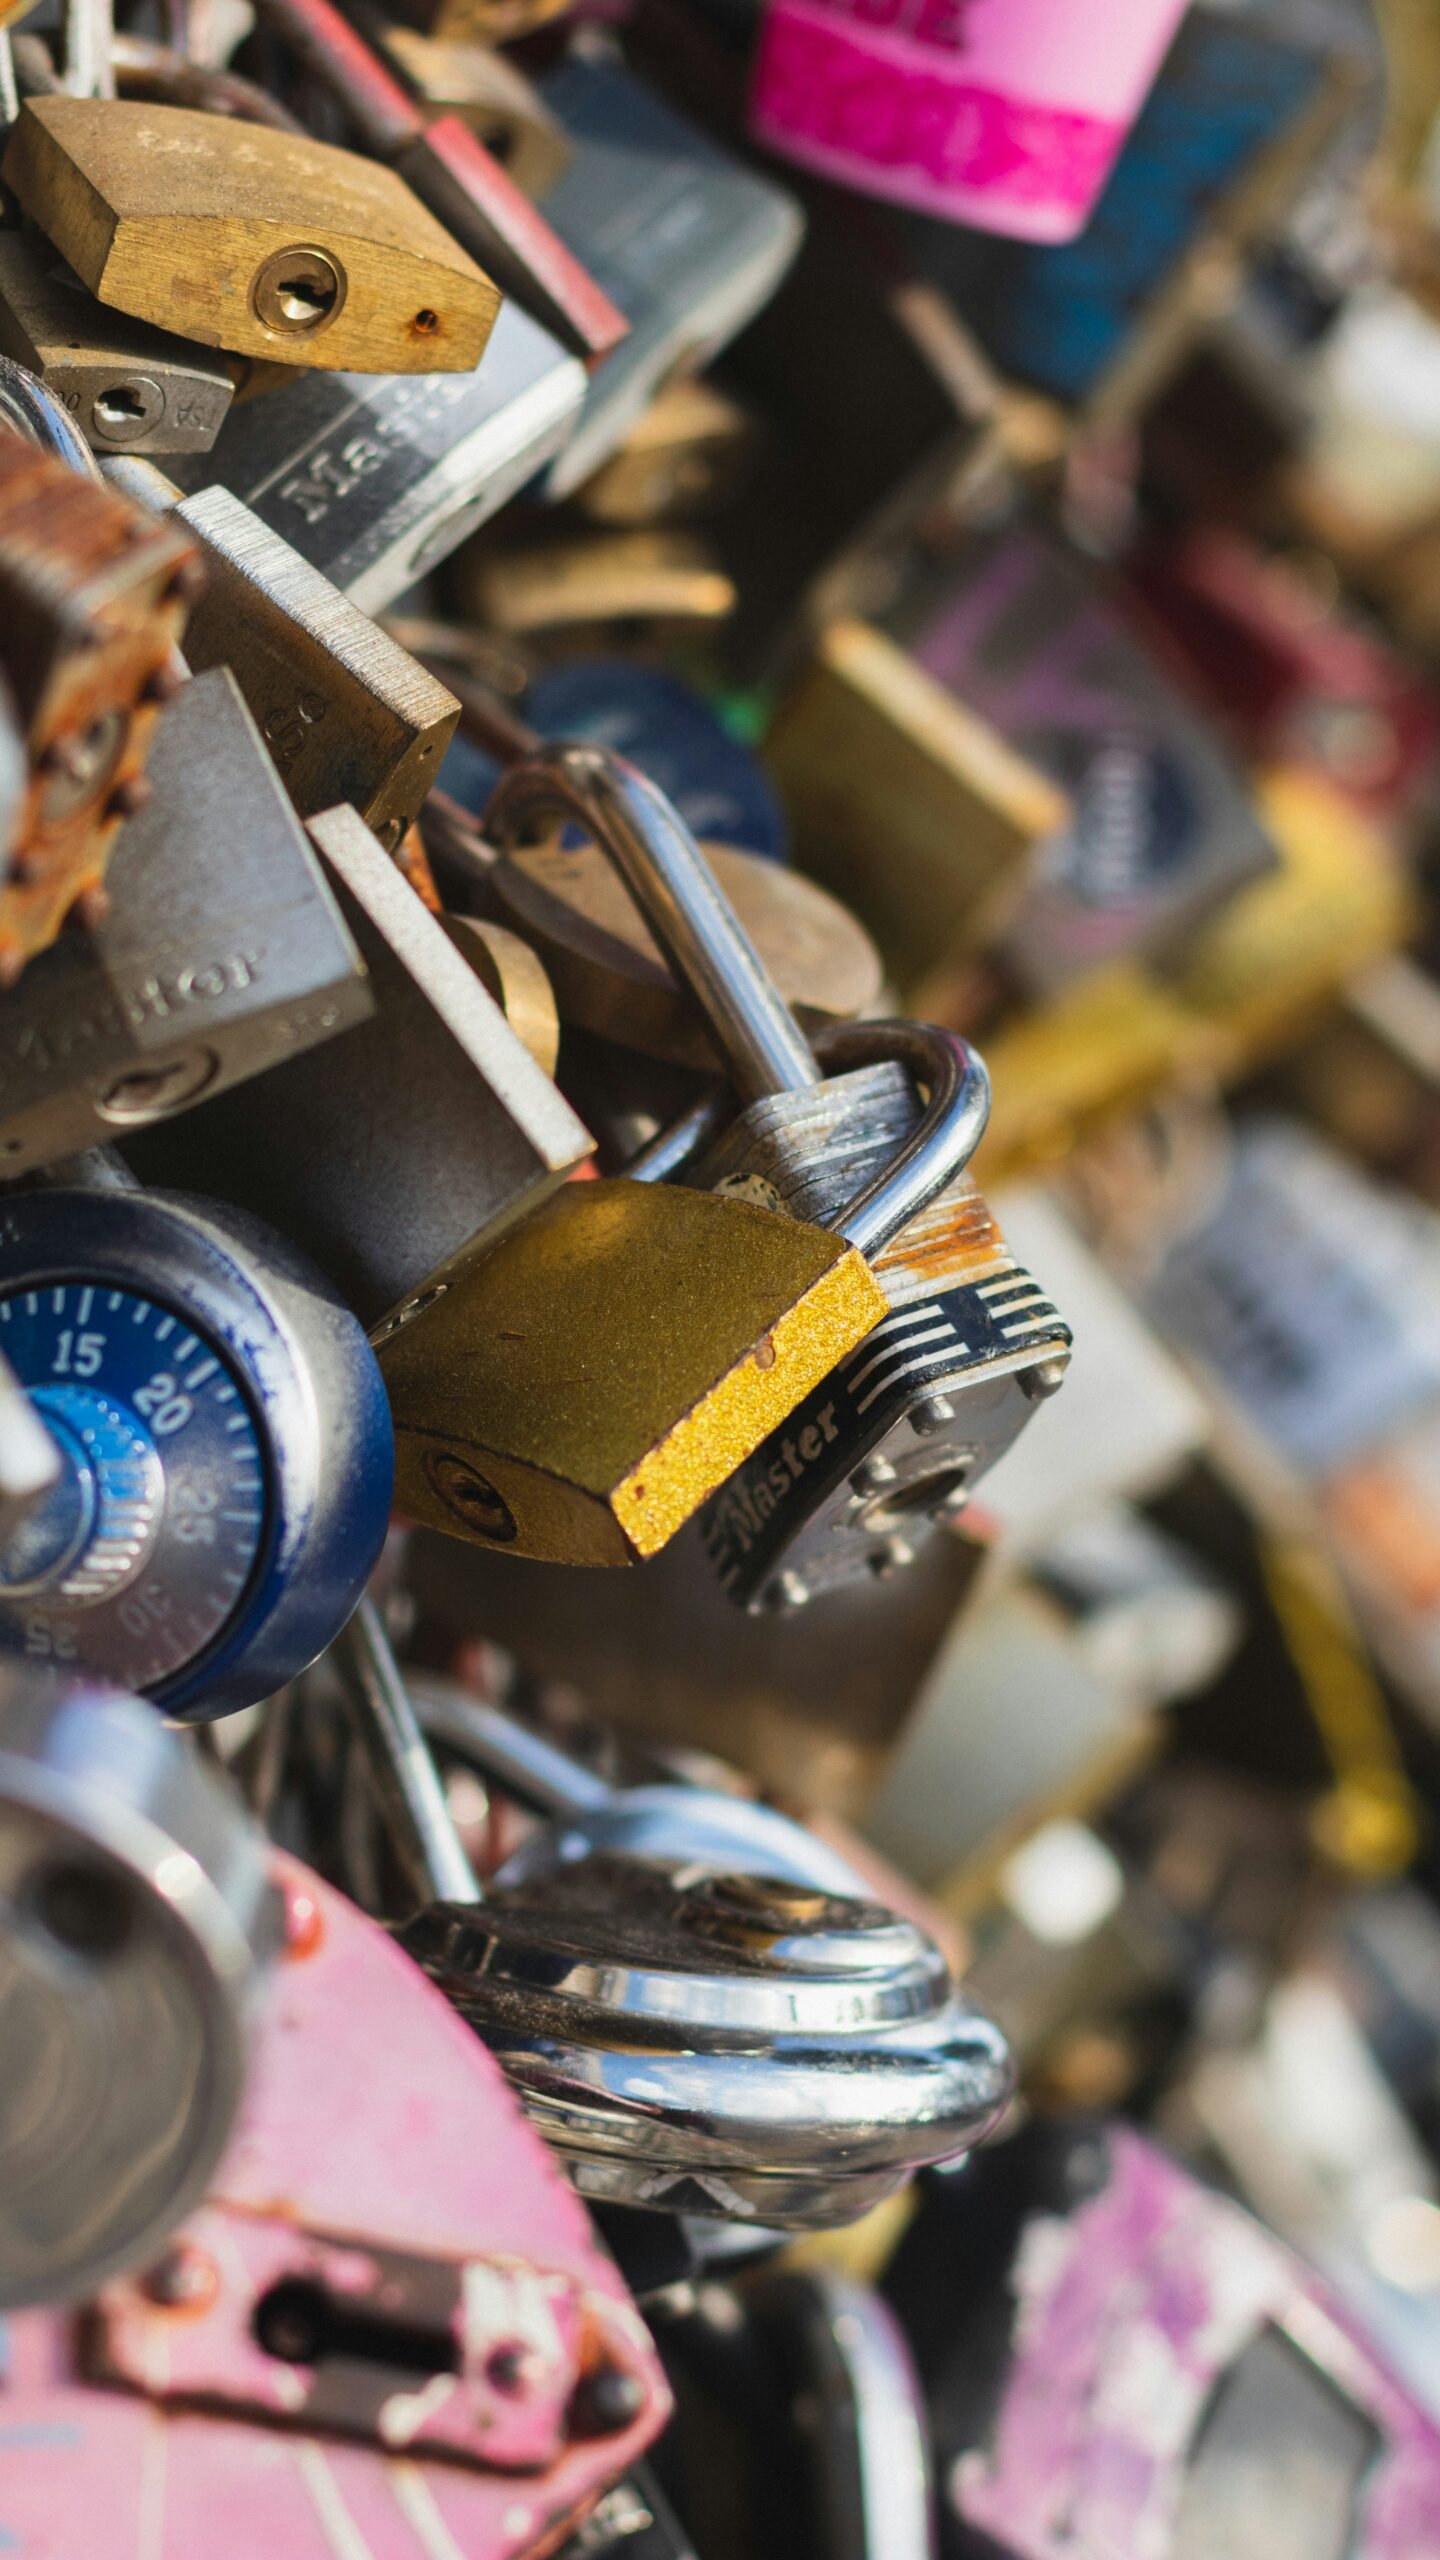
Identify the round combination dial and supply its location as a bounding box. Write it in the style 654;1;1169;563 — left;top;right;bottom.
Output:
0;1281;269;1693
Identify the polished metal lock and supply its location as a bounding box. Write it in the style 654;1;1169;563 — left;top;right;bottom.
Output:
3;97;501;374
0;667;373;1174
247;0;627;363
693;1041;1073;1612
0;231;235;455
104;460;460;850
0;410;197;982
0;1670;276;2305
531;52;805;501
0;1181;394;1716
401;1854;1013;2228
411;1669;866;1893
124;801;594;1332
163;297;586;611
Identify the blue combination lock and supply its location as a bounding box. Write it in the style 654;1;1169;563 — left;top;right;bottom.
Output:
0;1187;394;1718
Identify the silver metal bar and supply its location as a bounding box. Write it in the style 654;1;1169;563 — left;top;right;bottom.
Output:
0;355;103;478
810;1020;991;1258
484;742;821;1104
329;1600;479;1908
409;1673;611;1820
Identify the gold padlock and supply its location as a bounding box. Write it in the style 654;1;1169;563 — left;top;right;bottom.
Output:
765;618;1070;1008
378;1177;884;1566
3;99;501;374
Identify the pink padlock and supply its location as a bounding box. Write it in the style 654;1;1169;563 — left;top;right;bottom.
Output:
748;0;1192;242
0;1859;670;2560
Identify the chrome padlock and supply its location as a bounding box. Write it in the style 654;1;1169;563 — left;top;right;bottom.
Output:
0;667;373;1175
401;1853;1013;2229
693;1030;1073;1612
0;1180;393;1715
0;1669;277;2306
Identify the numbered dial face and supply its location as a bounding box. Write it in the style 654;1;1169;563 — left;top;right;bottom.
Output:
0;1282;270;1692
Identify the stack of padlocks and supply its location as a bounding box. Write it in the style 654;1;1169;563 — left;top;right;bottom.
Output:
5;0;1440;2551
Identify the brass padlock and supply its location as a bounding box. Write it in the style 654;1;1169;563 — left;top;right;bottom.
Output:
3;98;501;374
104;459;460;852
0;415;197;983
124;801;594;1332
379;747;979;1565
455;528;737;637
0;232;235;457
376;1177;884;1566
765;618;1070;1011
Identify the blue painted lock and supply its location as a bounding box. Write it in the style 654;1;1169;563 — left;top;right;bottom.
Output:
0;1188;394;1718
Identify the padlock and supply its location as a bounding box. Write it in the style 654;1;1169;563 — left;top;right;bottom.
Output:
692;1035;1072;1612
458;527;737;638
0;412;197;982
426;789;881;1072
163;296;587;611
764;616;1071;1011
103;458;461;850
410;1668;867;1892
124;800;594;1332
0;230;235;455
0;1855;670;2555
378;744;979;1566
3;97;501;373
401;1853;1013;2227
0;1669;277;2305
0;1179;394;1716
0;666;373;1174
531;51;805;501
378;28;573;202
246;0;628;363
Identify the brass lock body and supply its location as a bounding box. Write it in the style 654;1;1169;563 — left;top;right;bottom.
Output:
3;100;501;375
0;428;197;983
0;233;235;457
378;1177;885;1566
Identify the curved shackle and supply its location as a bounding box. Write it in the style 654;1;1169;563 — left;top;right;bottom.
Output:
626;1017;991;1262
483;739;822;1103
0;354;103;480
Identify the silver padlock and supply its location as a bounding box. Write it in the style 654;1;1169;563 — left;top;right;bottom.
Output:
410;1668;867;1894
0;667;373;1175
401;1853;1013;2229
102;459;461;852
0;233;234;456
164;298;587;611
0;1669;277;2305
125;801;593;1332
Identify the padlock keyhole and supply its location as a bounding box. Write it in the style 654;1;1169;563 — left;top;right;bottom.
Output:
252;2273;459;2378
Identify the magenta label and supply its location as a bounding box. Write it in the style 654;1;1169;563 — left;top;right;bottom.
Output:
749;0;1186;241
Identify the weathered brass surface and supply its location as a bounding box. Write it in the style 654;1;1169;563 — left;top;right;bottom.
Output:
379;1178;886;1566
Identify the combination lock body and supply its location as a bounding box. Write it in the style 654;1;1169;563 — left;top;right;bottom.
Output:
0;1188;394;1717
